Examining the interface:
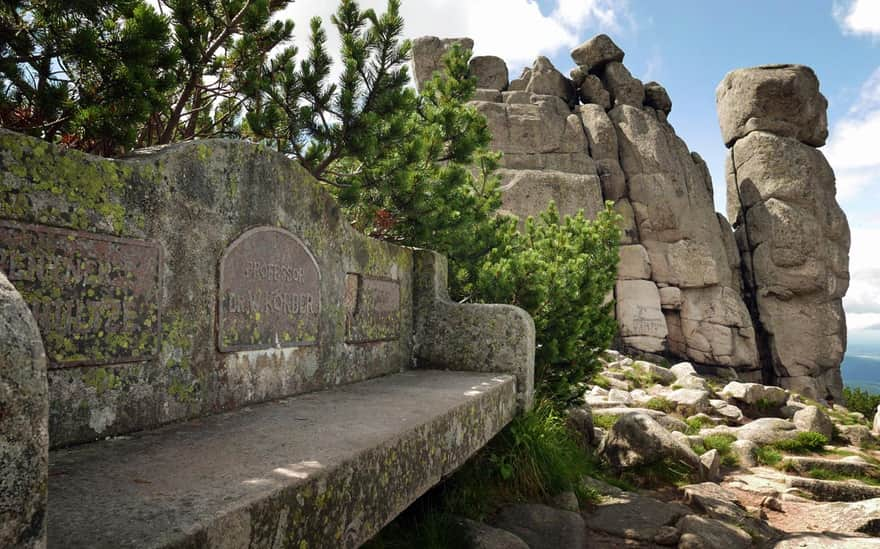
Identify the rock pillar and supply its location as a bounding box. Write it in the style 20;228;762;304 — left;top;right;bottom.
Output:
717;64;850;400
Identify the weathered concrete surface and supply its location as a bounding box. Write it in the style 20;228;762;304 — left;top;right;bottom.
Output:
48;370;517;549
0;130;417;447
0;271;48;548
413;250;534;409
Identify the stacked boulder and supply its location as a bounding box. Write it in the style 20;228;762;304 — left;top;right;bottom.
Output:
411;36;849;396
717;65;850;400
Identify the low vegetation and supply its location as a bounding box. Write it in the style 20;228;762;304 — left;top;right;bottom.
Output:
685;415;716;435
644;397;676;413
756;432;830;467
843;386;880;419
693;434;739;467
365;401;603;548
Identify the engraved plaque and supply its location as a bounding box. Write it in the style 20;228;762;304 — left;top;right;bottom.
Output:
0;221;162;368
218;227;320;351
345;273;401;343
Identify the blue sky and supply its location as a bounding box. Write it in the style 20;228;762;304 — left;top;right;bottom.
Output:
282;0;880;345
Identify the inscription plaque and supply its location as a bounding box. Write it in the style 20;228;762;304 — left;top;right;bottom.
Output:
345;273;401;343
218;227;320;351
0;221;162;368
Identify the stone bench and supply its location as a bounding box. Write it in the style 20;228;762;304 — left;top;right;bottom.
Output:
0;130;534;548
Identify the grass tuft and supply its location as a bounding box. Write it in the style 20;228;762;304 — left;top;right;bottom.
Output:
644;397;676;413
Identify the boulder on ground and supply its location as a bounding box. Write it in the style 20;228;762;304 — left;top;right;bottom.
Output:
490;504;585;549
721;381;788;407
731;440;758;467
598;413;702;471
670;362;698;378
667;388;711;416
583;491;691;541
676;515;752;549
455;518;529;549
792;405;834;440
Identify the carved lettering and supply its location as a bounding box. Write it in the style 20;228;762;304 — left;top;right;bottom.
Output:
345;273;401;343
0;221;162;367
218;227;320;351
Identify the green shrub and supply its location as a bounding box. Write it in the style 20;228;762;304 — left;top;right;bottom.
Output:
774;432;828;454
645;397;676;413
843;386;880;418
591;374;612;390
692;434;738;467
482;401;596;503
621;457;695;488
624;366;660;389
755;446;783;466
473;202;621;407
593;414;618;430
685;415;716;435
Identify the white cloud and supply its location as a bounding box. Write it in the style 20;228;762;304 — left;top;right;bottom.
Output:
834;0;880;36
825;67;880;200
844;228;880;335
277;0;627;74
850;313;880;332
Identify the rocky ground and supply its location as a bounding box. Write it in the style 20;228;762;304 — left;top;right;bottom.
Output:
460;351;880;548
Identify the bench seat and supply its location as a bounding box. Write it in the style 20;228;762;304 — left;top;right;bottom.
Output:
49;370;516;548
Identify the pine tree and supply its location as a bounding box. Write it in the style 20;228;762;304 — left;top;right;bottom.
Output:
0;0;177;154
245;0;503;296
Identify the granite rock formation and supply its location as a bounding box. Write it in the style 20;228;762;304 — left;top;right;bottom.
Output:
718;65;850;400
411;35;849;397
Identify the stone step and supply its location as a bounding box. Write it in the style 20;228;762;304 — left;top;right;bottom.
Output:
782;455;878;479
48;370;517;549
786;476;880;502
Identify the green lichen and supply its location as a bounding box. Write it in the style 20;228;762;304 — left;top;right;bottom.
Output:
83;367;121;396
0;134;147;233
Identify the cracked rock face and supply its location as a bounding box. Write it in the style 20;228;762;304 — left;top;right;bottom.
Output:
413;35;848;394
719;65;849;400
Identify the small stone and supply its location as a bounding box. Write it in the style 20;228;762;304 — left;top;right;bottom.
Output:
700;449;721;481
653;525;680;546
731;440;757;467
670;362;698;378
491;504;586;549
761;496;784;512
455;518;529;549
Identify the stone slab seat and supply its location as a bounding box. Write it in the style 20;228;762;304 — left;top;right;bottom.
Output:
0;131;535;548
49;369;516;548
